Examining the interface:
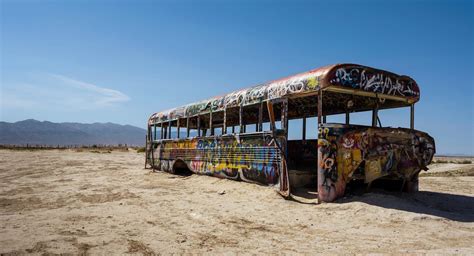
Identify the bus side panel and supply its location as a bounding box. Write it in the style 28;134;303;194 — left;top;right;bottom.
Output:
154;133;283;186
161;139;198;173
234;134;281;185
188;134;281;185
187;136;240;180
152;141;171;172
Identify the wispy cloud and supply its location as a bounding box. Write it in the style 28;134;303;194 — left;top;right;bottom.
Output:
1;72;132;122
49;74;130;105
1;73;130;113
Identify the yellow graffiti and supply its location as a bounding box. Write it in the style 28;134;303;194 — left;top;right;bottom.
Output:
307;77;319;89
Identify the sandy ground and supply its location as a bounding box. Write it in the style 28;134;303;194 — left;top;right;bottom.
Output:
0;150;473;255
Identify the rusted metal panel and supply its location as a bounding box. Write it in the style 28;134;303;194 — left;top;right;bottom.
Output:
317;91;323;125
209;111;214;136
223;108;227;134
258;102;263;132
239;104;243;132
177;119;180;139
279;99;290;198
168;121;171;139
186;117;190;137
302;117;306;141
197;116;201;137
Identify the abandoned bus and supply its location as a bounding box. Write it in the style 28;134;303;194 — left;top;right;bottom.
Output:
145;63;435;202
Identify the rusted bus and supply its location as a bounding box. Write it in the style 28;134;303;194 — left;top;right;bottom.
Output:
145;63;435;202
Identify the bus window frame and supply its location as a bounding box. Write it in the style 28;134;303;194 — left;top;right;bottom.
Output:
150;91;416;141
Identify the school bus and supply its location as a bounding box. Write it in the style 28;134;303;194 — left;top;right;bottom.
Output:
145;64;435;202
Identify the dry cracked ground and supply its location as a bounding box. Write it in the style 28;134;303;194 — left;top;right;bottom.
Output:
0;149;473;255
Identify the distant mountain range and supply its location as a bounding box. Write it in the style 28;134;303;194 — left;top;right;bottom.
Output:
0;119;147;146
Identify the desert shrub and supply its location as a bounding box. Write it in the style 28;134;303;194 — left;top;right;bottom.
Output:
460;160;472;164
136;147;146;153
435;159;448;164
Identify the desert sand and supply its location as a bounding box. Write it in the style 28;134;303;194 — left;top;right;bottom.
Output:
0;149;473;255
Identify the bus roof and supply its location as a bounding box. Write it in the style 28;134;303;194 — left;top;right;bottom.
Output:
149;63;420;124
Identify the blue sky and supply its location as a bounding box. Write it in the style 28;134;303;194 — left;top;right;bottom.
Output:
1;0;473;155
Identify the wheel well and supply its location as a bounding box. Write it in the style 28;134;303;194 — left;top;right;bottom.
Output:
172;159;193;176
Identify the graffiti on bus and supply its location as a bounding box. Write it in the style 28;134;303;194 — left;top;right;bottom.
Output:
152;134;282;185
328;67;420;97
149;64;420;124
317;124;435;202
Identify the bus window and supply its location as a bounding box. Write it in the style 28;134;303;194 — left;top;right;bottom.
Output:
151;124;158;141
305;117;317;140
288;119;303;141
350;111;372;126
325;113;345;124
188;129;198;137
245;124;256;133
378;107;410;128
223;107;240;134
262;122;271;132
170;122;177;139
214;127;223;135
209;111;225;136
232;125;241;134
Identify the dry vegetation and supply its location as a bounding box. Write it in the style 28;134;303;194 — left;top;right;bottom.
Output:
432;156;472;164
0;150;473;255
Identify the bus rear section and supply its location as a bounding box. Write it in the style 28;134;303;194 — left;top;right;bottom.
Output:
316;124;435;202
